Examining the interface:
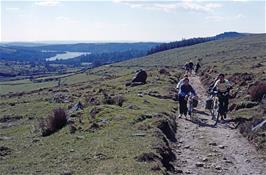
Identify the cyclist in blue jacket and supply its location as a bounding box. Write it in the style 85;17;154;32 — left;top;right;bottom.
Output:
178;77;197;118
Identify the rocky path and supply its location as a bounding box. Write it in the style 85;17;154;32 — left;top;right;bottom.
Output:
173;75;266;175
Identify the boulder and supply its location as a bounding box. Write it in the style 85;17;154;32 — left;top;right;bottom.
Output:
132;70;147;84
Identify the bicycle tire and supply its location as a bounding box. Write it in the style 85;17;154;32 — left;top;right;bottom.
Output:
214;113;219;126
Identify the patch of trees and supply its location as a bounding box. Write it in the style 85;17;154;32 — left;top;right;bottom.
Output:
0;46;62;62
147;32;246;55
147;37;214;55
33;42;159;53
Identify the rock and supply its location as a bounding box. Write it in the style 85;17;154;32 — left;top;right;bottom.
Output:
175;169;183;173
32;138;40;143
225;160;233;164
69;124;77;134
97;118;109;127
89;107;101;119
215;165;222;170
76;136;85;140
195;162;204;167
185;170;192;174
128;104;140;110
159;68;170;75
70;149;74;152
218;145;225;149
207;153;213;157
62;171;72;175
0;146;12;157
202;157;208;162
132;69;147;84
88;122;100;130
209;142;217;146
235;101;259;110
245;159;251;163
184;145;190;149
143;99;150;104
132;133;146;137
0;115;23;123
53;93;69;103
243;95;252;101
138;92;144;97
68;101;84;114
135;152;159;162
0;136;13;141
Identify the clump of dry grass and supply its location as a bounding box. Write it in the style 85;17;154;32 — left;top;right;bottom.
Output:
248;81;266;102
39;108;67;136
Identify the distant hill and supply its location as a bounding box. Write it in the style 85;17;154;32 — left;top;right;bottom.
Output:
147;32;247;55
0;42;160;62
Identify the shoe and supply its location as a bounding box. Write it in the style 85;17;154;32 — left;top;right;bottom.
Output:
188;111;191;116
178;114;182;118
224;113;227;119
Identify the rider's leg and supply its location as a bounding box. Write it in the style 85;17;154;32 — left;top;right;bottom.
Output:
224;95;229;119
184;100;188;117
218;94;225;120
179;96;186;117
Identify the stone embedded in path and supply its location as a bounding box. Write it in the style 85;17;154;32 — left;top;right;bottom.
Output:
195;162;204;167
62;171;72;175
209;142;217;146
225;160;233;164
175;169;183;173
185;170;192;174
215;165;222;170
184;145;190;149
218;145;225;149
202;157;208;162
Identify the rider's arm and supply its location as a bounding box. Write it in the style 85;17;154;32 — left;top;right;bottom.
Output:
190;85;197;97
176;79;183;89
178;85;187;97
225;79;232;90
212;80;219;92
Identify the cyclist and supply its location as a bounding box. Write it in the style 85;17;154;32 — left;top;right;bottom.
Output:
178;77;197;118
176;74;189;90
188;60;194;75
184;62;190;74
212;73;232;120
195;60;201;74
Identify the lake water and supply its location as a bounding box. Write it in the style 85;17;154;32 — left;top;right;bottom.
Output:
46;52;90;61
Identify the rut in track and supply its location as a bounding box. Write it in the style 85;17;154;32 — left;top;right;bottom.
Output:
173;75;266;175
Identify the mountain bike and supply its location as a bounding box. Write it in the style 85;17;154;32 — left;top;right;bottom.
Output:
187;95;198;117
208;91;229;126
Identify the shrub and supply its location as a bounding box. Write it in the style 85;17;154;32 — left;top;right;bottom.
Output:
39;108;67;136
102;93;126;107
248;81;266;102
113;95;126;107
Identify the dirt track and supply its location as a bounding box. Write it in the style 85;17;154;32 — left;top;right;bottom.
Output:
173;75;266;175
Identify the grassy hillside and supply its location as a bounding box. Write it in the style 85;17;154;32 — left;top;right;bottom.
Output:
0;34;265;174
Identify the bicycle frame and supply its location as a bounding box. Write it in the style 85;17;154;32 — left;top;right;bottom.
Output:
187;95;197;117
213;91;229;126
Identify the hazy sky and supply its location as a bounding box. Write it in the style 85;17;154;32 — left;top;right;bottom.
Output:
1;0;265;42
